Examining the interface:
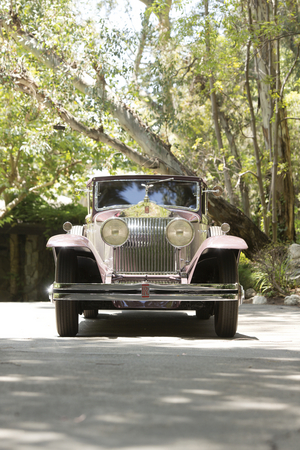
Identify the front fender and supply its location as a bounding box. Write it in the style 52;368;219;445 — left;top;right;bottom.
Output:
47;234;90;249
186;235;248;283
46;234;108;282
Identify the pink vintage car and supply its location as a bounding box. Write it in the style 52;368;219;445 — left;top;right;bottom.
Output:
47;175;247;337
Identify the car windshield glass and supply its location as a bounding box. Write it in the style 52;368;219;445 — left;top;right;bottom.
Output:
96;179;198;210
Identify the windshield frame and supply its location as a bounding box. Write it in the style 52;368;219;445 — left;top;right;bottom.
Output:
94;178;200;212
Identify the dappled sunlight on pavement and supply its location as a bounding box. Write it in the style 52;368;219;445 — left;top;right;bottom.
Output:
0;303;300;450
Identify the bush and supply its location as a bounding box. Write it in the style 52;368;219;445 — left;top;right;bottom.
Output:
252;244;293;297
238;253;256;291
8;193;87;236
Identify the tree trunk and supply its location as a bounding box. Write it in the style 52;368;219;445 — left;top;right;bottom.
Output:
205;0;235;205
244;33;268;234
218;110;251;216
277;108;295;241
208;194;270;259
271;18;280;242
250;0;295;241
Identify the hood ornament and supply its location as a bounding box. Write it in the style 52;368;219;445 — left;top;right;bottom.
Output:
141;178;173;214
141;184;153;213
141;183;153;203
141;177;174;203
120;179;175;218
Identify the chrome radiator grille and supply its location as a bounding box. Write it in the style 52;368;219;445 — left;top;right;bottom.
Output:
115;217;176;273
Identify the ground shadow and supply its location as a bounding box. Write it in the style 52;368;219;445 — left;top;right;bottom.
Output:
77;310;257;340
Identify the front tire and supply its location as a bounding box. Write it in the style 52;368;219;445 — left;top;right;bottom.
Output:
55;249;79;337
83;310;98;319
214;251;238;338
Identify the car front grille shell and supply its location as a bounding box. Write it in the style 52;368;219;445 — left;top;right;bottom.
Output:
114;217;177;274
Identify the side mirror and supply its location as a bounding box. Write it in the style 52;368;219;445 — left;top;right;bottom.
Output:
203;186;223;197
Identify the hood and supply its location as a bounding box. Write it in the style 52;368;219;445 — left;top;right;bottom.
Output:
120;200;172;218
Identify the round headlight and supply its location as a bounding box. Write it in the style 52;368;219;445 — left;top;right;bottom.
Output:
101;218;129;247
63;221;73;233
221;222;230;234
166;219;195;248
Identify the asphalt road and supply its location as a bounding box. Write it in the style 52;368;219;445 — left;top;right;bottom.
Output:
0;302;300;450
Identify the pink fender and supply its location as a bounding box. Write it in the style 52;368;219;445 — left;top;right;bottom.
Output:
186;235;248;283
46;234;108;282
47;234;90;249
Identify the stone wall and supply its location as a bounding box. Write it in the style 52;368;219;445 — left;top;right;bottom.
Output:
0;224;55;302
0;233;10;300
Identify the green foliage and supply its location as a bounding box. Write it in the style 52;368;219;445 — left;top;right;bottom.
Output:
1;0;300;241
239;245;295;297
8;193;87;236
0;83;123;221
238;253;256;291
252;244;293;297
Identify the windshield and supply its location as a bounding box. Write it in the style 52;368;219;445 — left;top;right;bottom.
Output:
95;179;199;210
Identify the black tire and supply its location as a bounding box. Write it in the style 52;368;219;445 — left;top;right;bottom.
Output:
195;309;211;320
214;251;238;338
55;249;79;337
83;309;98;319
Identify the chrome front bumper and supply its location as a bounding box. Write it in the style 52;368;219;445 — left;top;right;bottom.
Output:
49;282;244;304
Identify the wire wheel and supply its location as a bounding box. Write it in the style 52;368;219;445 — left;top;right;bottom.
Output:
55;249;79;337
214;251;239;338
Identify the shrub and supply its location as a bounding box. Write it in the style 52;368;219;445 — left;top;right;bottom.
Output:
252;244;292;297
238;253;256;291
8;193;87;237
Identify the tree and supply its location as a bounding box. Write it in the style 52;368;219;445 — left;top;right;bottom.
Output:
1;0;299;248
183;0;299;240
247;0;297;241
0;84;115;222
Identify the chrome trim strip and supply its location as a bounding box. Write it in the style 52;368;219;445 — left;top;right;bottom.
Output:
53;294;238;302
51;282;242;304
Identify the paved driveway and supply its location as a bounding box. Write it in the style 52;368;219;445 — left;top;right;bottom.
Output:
0;302;299;450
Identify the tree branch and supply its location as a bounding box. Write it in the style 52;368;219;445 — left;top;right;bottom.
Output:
5;70;160;170
133;9;150;83
280;117;300;122
0;12;192;176
234;170;258;189
0;160;83;220
280;44;300;100
0;192;28;220
138;0;172;34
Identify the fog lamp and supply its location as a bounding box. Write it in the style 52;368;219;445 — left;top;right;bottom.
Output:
101;218;129;247
166;218;194;248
